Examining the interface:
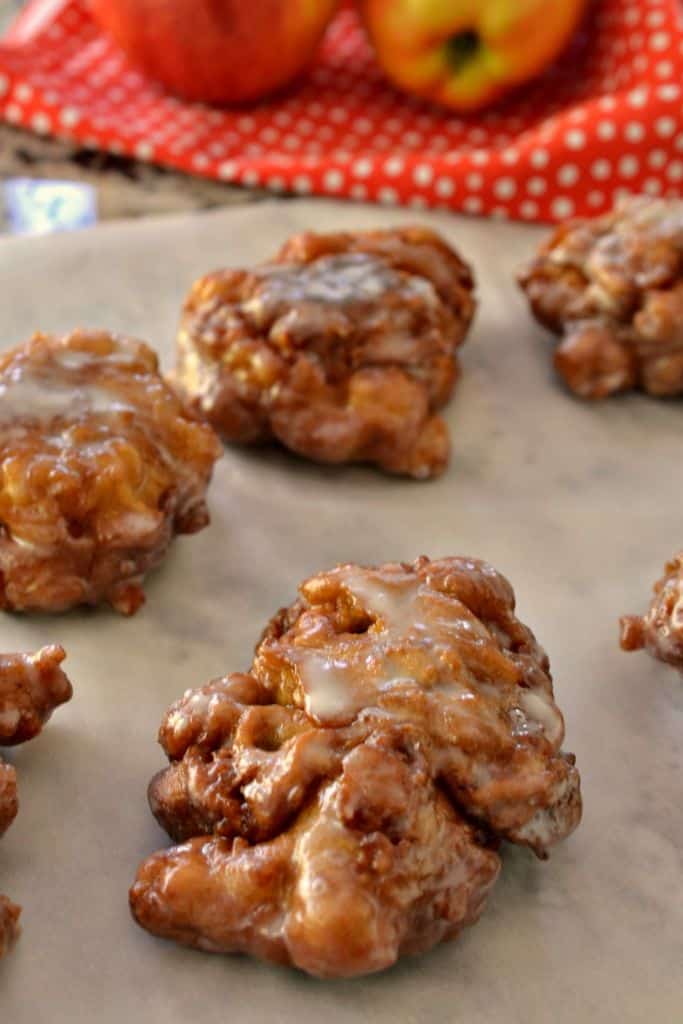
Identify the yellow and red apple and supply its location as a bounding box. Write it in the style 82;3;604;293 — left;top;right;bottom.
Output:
89;0;338;105
358;0;589;112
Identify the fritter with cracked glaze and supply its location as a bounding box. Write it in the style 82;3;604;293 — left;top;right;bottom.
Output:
172;227;476;479
519;196;683;398
131;556;581;978
621;552;683;673
0;330;221;614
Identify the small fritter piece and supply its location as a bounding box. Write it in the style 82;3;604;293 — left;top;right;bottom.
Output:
131;556;581;978
621;553;683;672
173;227;476;479
0;760;18;958
0;330;221;614
518;197;683;398
0;646;72;958
0;645;72;746
0;759;17;838
1;645;71;838
0;896;20;958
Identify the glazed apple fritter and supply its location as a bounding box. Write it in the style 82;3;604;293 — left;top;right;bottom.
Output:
0;645;73;746
621;552;683;672
0;645;73;958
172;227;476;479
519;196;683;398
130;556;581;978
0;759;17;839
0;330;221;615
0;896;20;959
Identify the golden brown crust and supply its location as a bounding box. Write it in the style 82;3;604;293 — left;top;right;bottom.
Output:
0;645;72;746
131;556;581;977
0;330;221;614
519;197;683;398
0;645;72;958
0;896;20;958
172;227;476;479
133;753;500;978
0;759;17;838
0;645;72;838
621;553;683;671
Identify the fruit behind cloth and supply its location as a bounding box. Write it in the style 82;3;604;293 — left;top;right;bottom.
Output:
358;0;590;112
89;0;339;104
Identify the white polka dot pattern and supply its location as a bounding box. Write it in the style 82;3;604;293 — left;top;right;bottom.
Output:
0;0;680;222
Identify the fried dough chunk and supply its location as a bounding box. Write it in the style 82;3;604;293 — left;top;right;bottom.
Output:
134;742;499;978
519;197;683;398
173;227;476;479
0;645;72;746
0;896;20;958
131;557;581;978
0;759;17;838
1;645;72;958
620;552;683;672
0;330;221;614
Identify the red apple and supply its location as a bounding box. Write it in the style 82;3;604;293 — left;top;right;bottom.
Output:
89;0;339;104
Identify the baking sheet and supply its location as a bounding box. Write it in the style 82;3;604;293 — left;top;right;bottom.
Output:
0;200;680;1024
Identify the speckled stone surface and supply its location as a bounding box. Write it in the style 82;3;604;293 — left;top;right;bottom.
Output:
0;201;681;1023
0;1;264;228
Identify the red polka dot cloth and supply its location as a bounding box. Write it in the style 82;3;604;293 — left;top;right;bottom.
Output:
0;0;681;222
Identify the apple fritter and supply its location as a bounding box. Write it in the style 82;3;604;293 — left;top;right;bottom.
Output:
131;556;581;978
172;227;476;479
0;330;221;614
0;759;17;839
621;552;683;672
0;645;72;747
0;896;20;959
519;196;683;398
0;645;73;958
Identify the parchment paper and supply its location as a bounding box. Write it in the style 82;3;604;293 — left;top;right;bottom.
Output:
0;201;680;1024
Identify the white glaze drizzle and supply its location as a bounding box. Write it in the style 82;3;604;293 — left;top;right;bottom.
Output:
0;339;142;428
518;689;563;746
295;566;564;748
298;653;364;720
0;373;132;424
246;252;437;319
296;568;488;723
51;346;141;370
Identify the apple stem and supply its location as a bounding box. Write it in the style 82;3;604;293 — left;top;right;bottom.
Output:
444;30;480;71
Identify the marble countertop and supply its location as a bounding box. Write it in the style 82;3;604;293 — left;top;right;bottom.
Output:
0;0;264;228
0;199;681;1024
